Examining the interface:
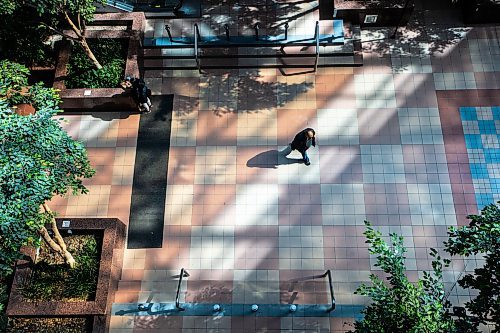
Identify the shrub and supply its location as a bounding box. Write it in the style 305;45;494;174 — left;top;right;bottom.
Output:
65;39;127;89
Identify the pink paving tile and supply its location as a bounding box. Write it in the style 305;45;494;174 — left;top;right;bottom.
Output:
319;146;363;183
192;185;237;225
357;108;401;144
363;184;411;226
108;185;132;224
354;54;392;74
276;109;318;145
196;110;238;146
278;184;322;226
167;147;196;185
134;316;183;330
316;74;357;109
84;148;116;185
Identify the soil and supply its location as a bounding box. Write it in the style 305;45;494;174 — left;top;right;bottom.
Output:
21;233;102;302
7;317;92;333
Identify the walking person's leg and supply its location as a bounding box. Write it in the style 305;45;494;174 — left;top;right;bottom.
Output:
301;150;310;165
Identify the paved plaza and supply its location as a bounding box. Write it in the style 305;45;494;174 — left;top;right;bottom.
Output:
49;1;500;332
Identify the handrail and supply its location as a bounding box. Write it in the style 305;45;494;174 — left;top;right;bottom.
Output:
314;21;320;72
194;24;201;74
175;268;190;311
321;270;336;312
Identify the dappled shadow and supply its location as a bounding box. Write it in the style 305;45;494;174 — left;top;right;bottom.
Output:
361;7;470;57
246;149;303;169
197;69;313;117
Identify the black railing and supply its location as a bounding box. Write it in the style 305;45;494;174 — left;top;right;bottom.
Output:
322;269;336;312
194;24;201;74
314;21;320;72
175;268;190;311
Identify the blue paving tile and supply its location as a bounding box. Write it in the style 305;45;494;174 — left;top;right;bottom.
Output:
460;107;477;120
492;106;500;120
111;303;364;318
477;120;497;134
464;134;483;148
460;106;500;211
469;163;489;178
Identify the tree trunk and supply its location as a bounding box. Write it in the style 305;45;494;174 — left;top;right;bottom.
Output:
63;11;102;70
39;203;76;268
80;37;103;70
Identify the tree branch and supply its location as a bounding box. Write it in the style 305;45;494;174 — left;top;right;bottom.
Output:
77;12;82;32
64;11;83;39
40;22;80;42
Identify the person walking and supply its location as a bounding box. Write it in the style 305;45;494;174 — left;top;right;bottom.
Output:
285;128;316;165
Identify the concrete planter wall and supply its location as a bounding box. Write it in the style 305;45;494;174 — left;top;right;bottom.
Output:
6;218;126;333
53;13;145;112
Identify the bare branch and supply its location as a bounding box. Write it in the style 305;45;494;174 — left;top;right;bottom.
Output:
64;11;83;38
40;22;80;41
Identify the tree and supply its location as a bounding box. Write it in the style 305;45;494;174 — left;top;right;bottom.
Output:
444;203;500;333
350;222;456;333
0;60;95;273
27;0;104;69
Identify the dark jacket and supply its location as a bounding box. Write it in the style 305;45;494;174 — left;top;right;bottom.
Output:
291;128;316;152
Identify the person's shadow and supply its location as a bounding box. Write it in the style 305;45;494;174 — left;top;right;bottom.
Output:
246;148;303;169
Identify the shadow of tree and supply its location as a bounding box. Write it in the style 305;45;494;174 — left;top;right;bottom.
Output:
361;7;471;57
201;69;313;116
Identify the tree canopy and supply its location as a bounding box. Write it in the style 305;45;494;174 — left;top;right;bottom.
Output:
0;60;94;275
351;222;456;333
444;203;500;333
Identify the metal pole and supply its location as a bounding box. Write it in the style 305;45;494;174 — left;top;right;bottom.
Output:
165;24;174;42
224;24;230;41
284;22;289;40
254;22;260;41
391;0;412;39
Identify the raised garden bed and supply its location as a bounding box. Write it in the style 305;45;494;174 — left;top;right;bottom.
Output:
6;218;125;333
66;38;128;89
20;232;102;303
7;317;93;333
53;13;144;112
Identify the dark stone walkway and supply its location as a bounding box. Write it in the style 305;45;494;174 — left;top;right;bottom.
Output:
127;95;173;249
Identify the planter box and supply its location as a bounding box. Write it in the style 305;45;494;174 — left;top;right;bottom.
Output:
6;218;126;333
53;13;145;112
320;0;414;26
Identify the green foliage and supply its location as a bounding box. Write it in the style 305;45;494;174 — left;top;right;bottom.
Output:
351;221;456;333
444;202;500;332
66;39;126;88
0;60;94;278
0;6;54;67
21;236;100;301
27;0;101;25
0;0;19;15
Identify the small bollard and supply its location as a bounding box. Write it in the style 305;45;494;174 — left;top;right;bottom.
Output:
251;304;259;312
213;304;221;312
137;304;148;311
224;24;230;41
289;304;297;312
284;22;289;40
254;22;260;41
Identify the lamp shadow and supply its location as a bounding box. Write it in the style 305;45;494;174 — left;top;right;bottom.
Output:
246;148;303;169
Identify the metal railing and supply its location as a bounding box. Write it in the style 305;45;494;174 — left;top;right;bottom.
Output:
314;21;320;72
175;268;190;311
322;269;336;312
194;24;201;74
